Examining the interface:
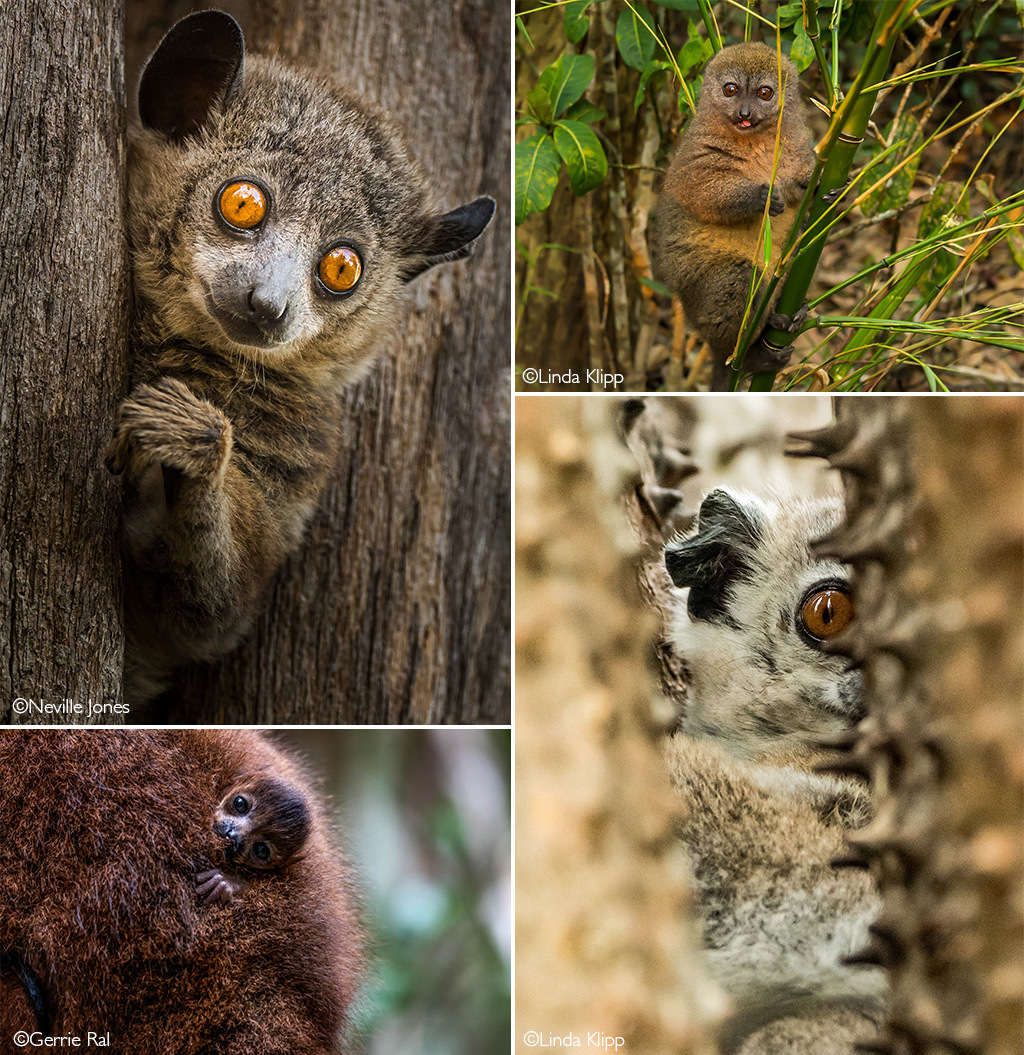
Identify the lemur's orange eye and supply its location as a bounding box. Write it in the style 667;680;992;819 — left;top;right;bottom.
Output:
800;587;855;641
758;86;774;101
218;181;267;229
318;246;362;294
723;82;739;97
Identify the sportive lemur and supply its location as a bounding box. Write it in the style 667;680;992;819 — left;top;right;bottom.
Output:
649;43;817;390
106;11;495;706
196;772;311;905
662;488;886;1053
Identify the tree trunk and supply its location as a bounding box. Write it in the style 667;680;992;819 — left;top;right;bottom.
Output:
0;0;128;722
796;396;1024;1055
128;0;511;724
515;397;724;1055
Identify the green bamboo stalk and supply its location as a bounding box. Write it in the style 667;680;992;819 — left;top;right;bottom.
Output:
741;0;918;392
803;0;836;109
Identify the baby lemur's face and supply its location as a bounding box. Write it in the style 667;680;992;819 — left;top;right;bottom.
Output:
665;488;862;759
702;44;795;134
129;14;493;378
213;774;310;871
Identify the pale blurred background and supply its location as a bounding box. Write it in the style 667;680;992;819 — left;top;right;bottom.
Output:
275;730;510;1055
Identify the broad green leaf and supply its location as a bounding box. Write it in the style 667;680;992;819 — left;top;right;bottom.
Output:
537;54;595;119
526;85;554;126
678;37;707;75
790;25;815;72
564;0;591;44
563;99;607;123
515;133;561;225
553;120;608;195
652;0;700;9
774;2;804;26
634;59;672;110
616;4;657;71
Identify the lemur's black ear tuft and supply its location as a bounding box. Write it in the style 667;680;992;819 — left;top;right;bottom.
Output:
140;11;245;144
400;197;496;281
665;489;763;623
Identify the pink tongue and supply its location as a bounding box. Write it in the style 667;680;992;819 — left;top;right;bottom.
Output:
741;119;751;127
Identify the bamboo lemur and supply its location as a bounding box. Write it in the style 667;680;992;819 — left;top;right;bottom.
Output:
106;11;495;706
650;43;817;390
0;730;361;1055
196;773;311;905
661;488;886;1053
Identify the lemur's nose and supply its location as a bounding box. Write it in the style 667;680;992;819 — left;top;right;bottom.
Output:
247;286;288;326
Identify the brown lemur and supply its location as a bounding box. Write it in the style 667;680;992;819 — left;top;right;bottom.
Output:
196;772;311;905
660;488;886;1053
0;730;362;1054
649;43;818;391
105;11;495;707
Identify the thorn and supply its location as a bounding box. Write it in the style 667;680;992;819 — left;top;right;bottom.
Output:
841;938;887;968
830;852;871;871
646;485;684;523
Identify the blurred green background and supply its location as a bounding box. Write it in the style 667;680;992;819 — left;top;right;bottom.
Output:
276;730;511;1055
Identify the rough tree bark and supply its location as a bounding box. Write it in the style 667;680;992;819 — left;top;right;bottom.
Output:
792;396;1024;1055
515;397;724;1055
0;1;128;723
137;0;510;724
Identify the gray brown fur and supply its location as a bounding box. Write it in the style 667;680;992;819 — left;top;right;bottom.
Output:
662;489;886;1051
650;43;816;389
107;13;494;706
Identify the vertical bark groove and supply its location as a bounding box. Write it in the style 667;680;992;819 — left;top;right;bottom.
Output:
0;0;128;721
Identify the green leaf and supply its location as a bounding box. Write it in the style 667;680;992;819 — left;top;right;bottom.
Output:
537;54;595;119
515;16;533;49
652;0;701;9
790;25;815;72
616;4;657;71
515;133;562;225
638;274;671;296
563;99;607;123
553;120;608;195
921;364;940;392
862;113;921;217
526;85;554;126
634;59;672;109
564;0;591;44
678;37;707;75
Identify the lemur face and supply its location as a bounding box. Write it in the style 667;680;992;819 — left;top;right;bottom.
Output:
665;488;863;759
128;13;494;372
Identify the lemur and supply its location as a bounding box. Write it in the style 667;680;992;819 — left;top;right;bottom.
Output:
106;11;495;707
196;772;311;905
649;43;818;389
661;486;886;1053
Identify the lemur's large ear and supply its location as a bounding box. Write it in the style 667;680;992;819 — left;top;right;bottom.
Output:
665;489;764;622
140;11;245;143
400;197;496;281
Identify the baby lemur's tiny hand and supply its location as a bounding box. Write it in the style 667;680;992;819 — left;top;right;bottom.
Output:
106;378;232;480
195;867;236;906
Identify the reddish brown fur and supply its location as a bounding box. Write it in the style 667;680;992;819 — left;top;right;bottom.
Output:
0;730;362;1055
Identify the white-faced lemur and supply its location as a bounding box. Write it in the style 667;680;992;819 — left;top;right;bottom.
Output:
662;488;886;1054
106;11;495;705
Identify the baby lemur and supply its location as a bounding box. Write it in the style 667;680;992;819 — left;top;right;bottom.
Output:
650;43;817;390
662;488;885;1053
106;11;495;705
196;772;310;905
